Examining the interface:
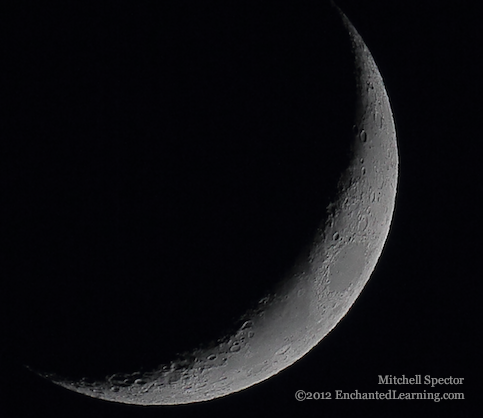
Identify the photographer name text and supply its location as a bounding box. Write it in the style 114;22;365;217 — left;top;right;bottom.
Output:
378;375;463;387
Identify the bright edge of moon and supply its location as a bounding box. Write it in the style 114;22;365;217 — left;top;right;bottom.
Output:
31;6;398;406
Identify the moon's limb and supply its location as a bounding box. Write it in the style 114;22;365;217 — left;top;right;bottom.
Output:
37;6;398;405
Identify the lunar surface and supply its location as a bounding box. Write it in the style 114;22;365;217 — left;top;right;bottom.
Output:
30;4;398;405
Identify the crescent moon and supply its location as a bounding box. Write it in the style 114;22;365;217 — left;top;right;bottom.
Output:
33;5;398;405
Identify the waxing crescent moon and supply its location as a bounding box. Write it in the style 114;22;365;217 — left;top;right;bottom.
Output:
32;4;398;405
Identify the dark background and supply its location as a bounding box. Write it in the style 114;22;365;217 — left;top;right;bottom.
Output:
1;0;479;416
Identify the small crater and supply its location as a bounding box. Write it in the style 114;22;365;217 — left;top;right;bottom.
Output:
134;379;147;385
80;377;96;386
275;344;291;356
241;320;253;330
141;383;154;393
357;215;368;233
168;370;182;384
230;342;241;353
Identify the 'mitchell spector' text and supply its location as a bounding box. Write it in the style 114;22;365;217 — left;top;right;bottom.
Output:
378;375;464;387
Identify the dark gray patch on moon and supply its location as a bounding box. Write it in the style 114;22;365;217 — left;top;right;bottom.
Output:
328;242;366;293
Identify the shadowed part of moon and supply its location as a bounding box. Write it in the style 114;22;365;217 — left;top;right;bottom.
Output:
11;1;398;405
9;1;357;380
